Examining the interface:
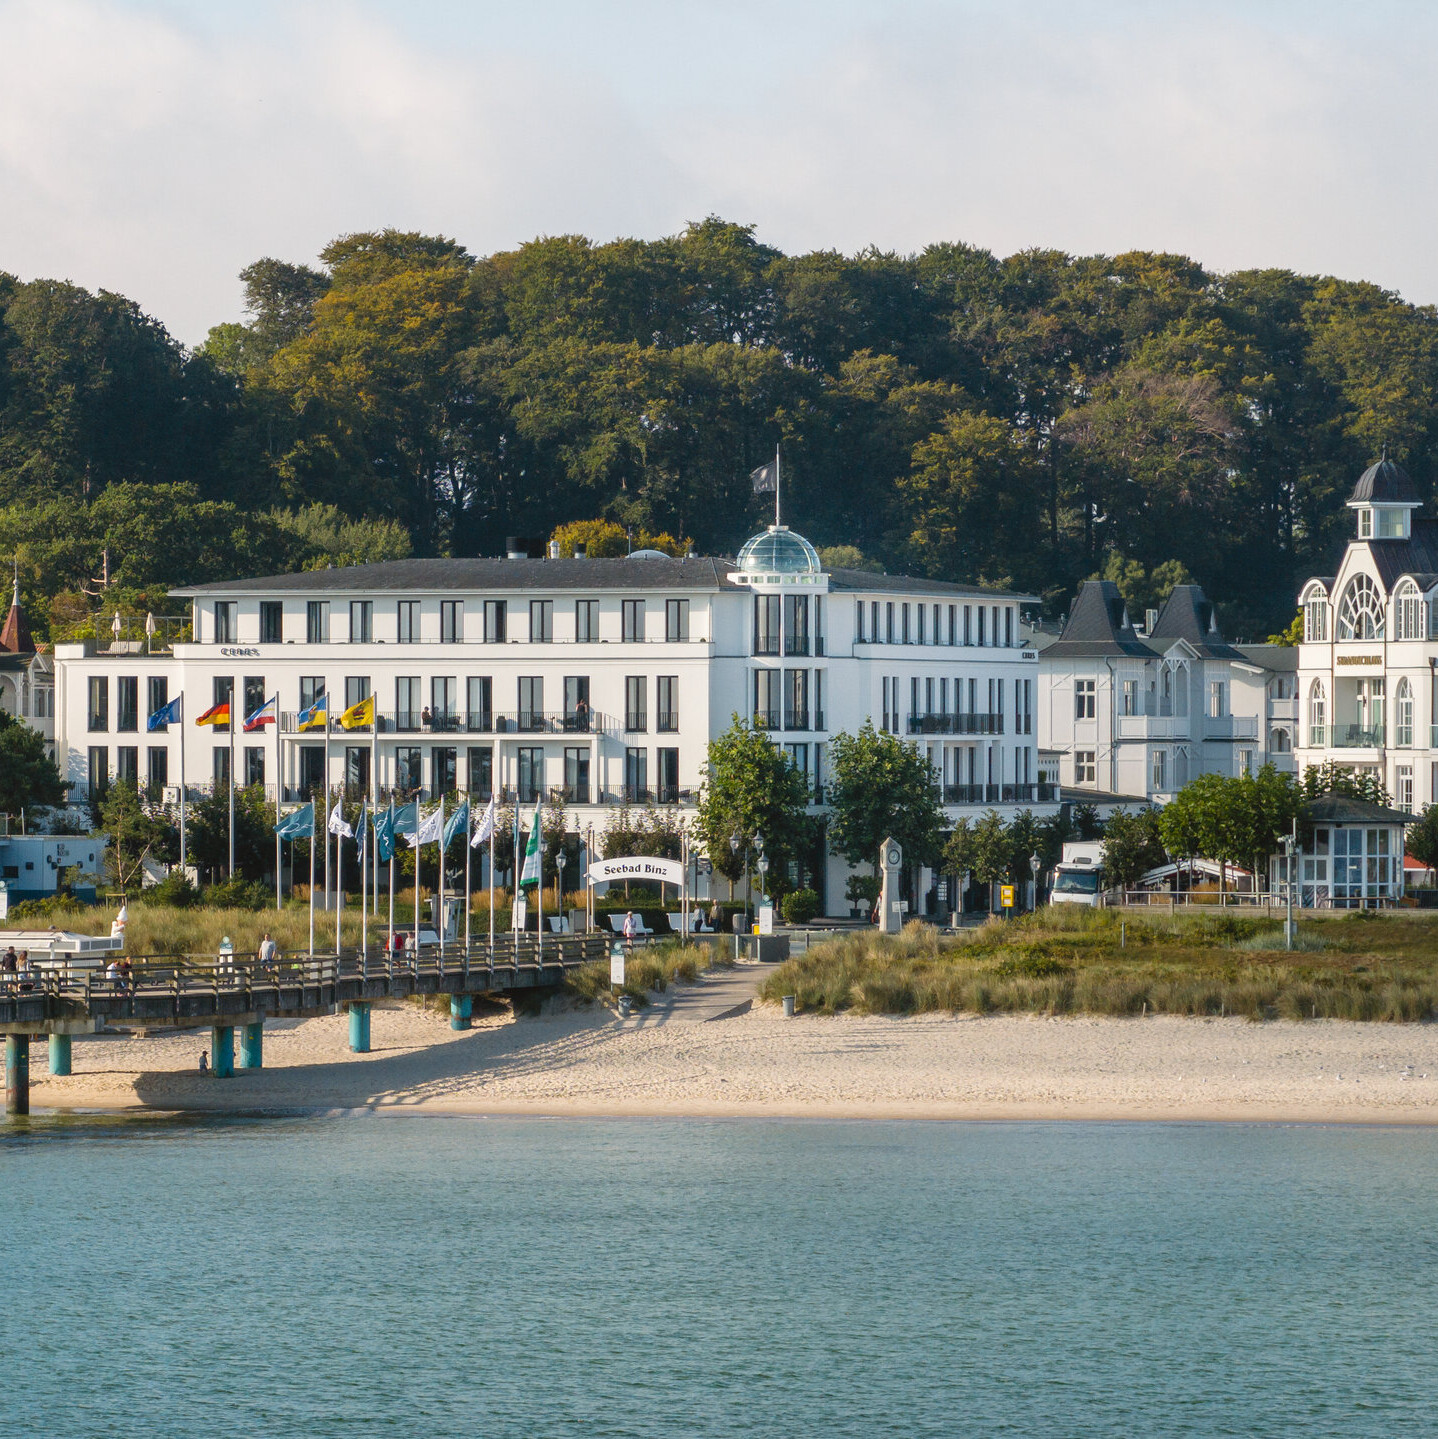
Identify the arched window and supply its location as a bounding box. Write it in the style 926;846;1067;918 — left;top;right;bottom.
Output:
1336;575;1385;641
1397;677;1414;747
1395;581;1426;641
1303;586;1329;643
1308;680;1327;747
1270;727;1291;754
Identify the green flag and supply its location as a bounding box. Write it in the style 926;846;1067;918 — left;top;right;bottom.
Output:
519;801;543;888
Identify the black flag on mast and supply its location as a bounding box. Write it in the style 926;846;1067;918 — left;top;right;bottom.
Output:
750;460;777;495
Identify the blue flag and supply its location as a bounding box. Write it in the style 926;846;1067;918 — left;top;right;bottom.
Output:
442;798;470;852
275;802;314;839
373;803;396;864
146;696;182;731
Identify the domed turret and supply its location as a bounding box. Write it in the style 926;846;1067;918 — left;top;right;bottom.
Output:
1348;457;1421;540
735;526;822;578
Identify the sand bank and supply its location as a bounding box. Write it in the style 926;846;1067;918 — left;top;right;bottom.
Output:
25;995;1438;1123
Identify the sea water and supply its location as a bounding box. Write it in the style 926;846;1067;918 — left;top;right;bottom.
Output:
2;1116;1435;1437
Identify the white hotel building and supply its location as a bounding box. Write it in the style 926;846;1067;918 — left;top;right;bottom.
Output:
53;527;1051;914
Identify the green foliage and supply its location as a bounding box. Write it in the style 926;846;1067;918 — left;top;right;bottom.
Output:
781;888;820;924
549;518;690;558
1267;614;1303;646
826;720;946;874
816;544;882;572
1406;805;1438;872
1089;551;1194;619
1158;765;1303;883
146;871;200;908
202;876;271;910
601;806;687;861
1100;808;1168;887
0;709;67;811
1301;760;1391;806
188;783;277;884
98;781;175;888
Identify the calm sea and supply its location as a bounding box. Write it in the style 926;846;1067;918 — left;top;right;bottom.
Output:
3;1116;1435;1437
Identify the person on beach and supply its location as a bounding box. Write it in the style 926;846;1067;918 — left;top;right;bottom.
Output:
623;910;637;945
198;1050;209;1075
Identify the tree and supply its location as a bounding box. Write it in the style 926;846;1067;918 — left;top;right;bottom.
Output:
1407;805;1438;871
694;717;815;892
0;709;67;812
826;721;946;881
98;781;174;890
969;810;1013;895
188;784;276;884
601;806;687;860
1159;766;1302;889
1100;808;1168;888
1301;760;1391;806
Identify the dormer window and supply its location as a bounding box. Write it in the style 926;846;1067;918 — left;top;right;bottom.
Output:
1357;508;1373;539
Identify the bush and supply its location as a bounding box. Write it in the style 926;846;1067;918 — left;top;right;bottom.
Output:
147;872;201;908
782;888;820;924
203;877;271;910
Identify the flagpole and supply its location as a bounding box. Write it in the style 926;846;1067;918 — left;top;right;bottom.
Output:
774;442;781;529
537;807;544;969
488;820;495;960
324;707;333;919
228;698;236;879
387;801;395;954
308;808;315;958
370;716;379;918
464;804;473;956
273;697;282;910
413;802;421;958
437;795;446;961
361;800;368;960
178;694;187;880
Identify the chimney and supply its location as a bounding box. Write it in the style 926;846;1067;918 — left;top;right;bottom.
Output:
574;543;587;560
505;536;526;560
548;540;560;559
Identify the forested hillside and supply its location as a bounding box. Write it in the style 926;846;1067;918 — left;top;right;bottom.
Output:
4;217;1438;640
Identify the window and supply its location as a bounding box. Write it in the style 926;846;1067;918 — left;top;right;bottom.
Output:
886;603;895;643
855;599;866;643
1237;750;1253;777
214;602;236;644
1005;608;1014;647
814;669;826;730
666;599;689;642
88;746;108;794
344;746;370;793
917;605;925;645
624;747;648;801
213;746;230;787
467;746;493;799
1075;751;1096;785
1122;679;1138;716
657;747;679;803
395;677;421;730
116;676;138;732
1152;750;1166;792
786;669;810;730
575;600;599;643
306;601;329;644
754;670;780;729
397;601;419;644
116;747;138;785
300;676;325;712
1396;584;1426;641
517;747;543;803
948;605;957;645
432;747;457;795
753;595;779;655
963;605;972;645
147;676;168;722
1208;681;1226;719
1270;728;1291;754
147;747;168;789
529;600;552;642
563;676;591;730
1397;678;1414;747
1075;679;1095;720
1398;765;1415;813
785;595;809;655
625;676;647;731
213;676;233;732
430;677;457;728
343;676;369;712
815;596;826;655
1304;594;1328;643
657;676;678;732
395;747;422;793
1336;575;1385;641
440;601;463;644
350;601;372;643
245;747;265;787
1308;680;1327;747
622;600;645;643
518;677;543;730
483;600;506;642
260;601;283;644
563;747;590;803
977;607;986;646
467;676;493;731
902;604;911;644
1357;508;1373;539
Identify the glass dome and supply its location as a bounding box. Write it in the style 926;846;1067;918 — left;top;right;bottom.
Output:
735;526;822;577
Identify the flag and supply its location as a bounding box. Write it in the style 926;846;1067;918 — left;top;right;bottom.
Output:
195;701;230;726
146;696;182;731
275;802;315;839
750;460;777;495
519;801;543;888
355;798;368;841
407;803;443;849
340;694;375;730
243;695;277;732
296;695;329;731
442;798;469;852
373;803;396;863
327;801;353;839
471;795;496;848
392;800;418;836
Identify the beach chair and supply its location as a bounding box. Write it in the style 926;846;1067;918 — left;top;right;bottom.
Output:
666;913;686;934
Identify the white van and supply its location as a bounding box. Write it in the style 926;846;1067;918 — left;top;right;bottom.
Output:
1050;842;1106;907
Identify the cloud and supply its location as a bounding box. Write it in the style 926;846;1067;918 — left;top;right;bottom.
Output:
0;0;1434;345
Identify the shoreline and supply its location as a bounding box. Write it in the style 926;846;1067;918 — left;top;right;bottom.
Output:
21;999;1438;1127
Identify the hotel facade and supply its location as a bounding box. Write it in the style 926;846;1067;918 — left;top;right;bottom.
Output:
53;528;1052;914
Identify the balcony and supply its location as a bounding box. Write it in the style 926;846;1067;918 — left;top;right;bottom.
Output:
656;712;679;733
59;613;190;655
942;782;1058;806
1332;725;1385;749
784;637;810;657
907;713;1004;736
1116;713;1189;740
753;709;781;731
625;712;648;733
1203;714;1259;741
282;710;608;736
556;784;590;804
1268;696;1298;721
784;710;809;731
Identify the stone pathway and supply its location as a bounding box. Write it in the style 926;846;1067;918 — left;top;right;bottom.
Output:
624;960;784;1026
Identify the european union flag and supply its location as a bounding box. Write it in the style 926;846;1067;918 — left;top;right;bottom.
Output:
146;696;182;731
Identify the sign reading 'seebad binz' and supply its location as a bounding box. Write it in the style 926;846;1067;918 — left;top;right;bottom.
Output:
587;856;686;886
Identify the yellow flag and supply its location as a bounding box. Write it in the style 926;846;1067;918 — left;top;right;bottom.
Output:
340;694;376;730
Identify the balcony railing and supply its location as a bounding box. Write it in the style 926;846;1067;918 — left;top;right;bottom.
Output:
281;710;607;736
1309;726;1327;748
784;710;809;731
625;712;648;733
1332;725;1385;749
656;712;679;733
908;713;1005;736
60;614;190;654
942;782;1058;805
753;709;781;731
784;637;810;656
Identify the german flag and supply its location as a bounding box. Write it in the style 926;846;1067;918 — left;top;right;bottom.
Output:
195;701;231;726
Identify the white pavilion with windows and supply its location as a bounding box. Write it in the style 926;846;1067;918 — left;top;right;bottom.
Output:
1295;457;1438;816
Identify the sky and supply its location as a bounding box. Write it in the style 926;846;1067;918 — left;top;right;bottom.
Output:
2;0;1437;345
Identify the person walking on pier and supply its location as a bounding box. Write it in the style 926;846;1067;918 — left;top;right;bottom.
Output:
258;934;278;972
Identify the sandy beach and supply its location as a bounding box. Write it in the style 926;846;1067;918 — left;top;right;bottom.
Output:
26;983;1438;1122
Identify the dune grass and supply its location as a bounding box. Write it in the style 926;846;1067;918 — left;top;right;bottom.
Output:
566;939;735;1008
758;908;1438;1021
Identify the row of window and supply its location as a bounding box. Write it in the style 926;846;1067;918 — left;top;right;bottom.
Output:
1075;676;1230;720
215;598;693;646
1305;576;1438;644
878;676;1033;736
854;599;1020;648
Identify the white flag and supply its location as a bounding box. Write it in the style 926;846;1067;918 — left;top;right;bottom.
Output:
407;803;443;848
327;801;352;838
472;795;497;848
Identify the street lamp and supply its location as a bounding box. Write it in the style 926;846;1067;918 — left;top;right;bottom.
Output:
1279;831;1296;950
730;833;741;907
556;848;567;912
1029;851;1041;912
757;855;770;906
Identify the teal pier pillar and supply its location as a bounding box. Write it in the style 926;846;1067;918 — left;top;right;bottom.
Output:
238;1021;263;1070
348;1002;371;1053
211;1025;235;1079
450;994;473;1031
48;1033;72;1077
6;1035;30;1115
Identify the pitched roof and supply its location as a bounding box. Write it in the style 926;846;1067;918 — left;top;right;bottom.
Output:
0;598;32;655
1044;580;1156;659
1349;458;1421;506
1303;793;1414;826
1363;516;1438;591
1147;584;1241;660
1235;643;1298;672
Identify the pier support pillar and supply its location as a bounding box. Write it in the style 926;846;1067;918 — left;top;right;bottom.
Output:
450;994;472;1031
48;1033;72;1077
238;1021;263;1070
348;1002;371;1053
211;1025;235;1079
5;1035;30;1115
